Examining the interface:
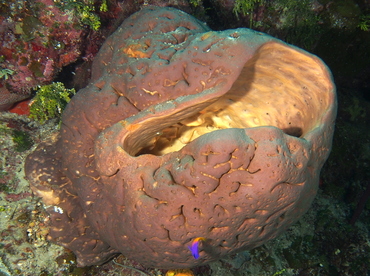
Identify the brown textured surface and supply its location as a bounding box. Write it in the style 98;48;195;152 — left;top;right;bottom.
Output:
25;6;337;269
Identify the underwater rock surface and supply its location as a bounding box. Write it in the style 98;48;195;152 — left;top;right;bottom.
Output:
25;6;336;269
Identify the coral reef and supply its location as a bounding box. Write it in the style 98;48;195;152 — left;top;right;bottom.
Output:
25;6;336;269
0;1;368;275
0;0;111;111
0;0;199;112
2;113;369;276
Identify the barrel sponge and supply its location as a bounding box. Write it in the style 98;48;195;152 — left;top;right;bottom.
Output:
25;6;336;269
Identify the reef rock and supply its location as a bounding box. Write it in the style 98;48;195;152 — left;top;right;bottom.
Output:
25;6;337;269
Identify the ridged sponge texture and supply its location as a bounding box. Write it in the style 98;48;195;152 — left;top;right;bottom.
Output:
25;6;336;269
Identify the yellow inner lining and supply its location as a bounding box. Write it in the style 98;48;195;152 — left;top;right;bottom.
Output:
138;42;332;156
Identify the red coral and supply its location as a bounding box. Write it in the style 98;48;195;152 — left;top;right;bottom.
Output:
0;0;85;110
8;99;31;116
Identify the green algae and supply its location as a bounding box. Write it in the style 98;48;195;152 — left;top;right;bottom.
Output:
54;0;105;31
233;0;264;28
29;82;75;124
12;130;33;152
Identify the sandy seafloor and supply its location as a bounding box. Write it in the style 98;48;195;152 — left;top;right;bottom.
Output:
0;111;369;276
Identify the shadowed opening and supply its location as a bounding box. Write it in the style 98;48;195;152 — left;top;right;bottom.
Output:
135;42;333;156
